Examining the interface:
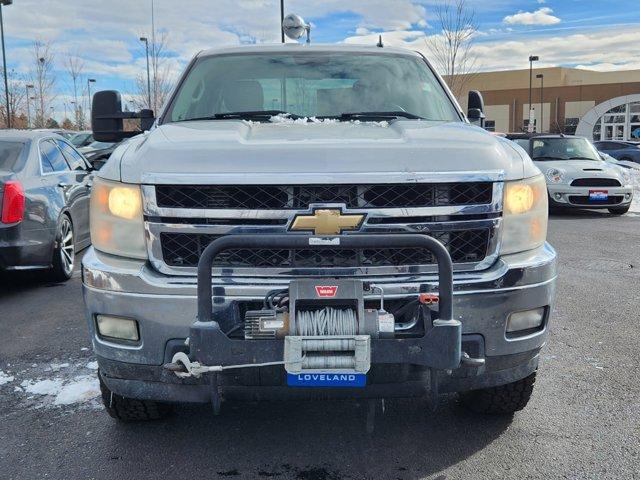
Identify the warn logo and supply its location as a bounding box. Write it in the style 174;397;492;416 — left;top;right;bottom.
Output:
315;285;338;298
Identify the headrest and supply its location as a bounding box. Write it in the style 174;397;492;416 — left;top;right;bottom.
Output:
222;80;264;112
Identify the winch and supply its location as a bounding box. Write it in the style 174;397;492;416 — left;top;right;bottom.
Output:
244;279;395;340
244;279;399;379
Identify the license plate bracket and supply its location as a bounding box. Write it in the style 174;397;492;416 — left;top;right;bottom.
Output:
287;372;366;388
589;189;609;201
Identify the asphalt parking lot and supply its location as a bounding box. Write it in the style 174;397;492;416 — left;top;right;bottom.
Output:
1;211;639;480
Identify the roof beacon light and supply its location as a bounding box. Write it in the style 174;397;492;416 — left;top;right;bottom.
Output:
283;13;311;43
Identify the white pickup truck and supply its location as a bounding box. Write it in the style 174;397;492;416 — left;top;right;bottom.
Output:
83;42;556;421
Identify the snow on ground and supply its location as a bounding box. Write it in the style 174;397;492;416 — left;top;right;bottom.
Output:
53;376;100;406
630;169;640;213
0;370;15;385
21;378;64;396
1;351;101;411
86;361;98;370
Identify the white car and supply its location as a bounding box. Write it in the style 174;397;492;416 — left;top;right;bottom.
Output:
511;135;633;215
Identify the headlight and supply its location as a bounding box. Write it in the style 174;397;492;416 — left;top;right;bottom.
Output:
90;178;147;259
545;168;565;184
621;169;631;186
501;174;548;255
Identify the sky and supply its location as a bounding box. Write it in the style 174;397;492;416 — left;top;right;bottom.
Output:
1;0;637;120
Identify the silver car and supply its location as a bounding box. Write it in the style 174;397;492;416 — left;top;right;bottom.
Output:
512;135;633;214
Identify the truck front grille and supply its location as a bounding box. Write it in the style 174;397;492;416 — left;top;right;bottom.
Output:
159;229;491;268
155;183;493;210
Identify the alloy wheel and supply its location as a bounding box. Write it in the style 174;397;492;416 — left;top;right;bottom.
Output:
59;217;75;276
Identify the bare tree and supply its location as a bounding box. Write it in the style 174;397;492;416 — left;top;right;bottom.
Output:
65;51;86;129
425;0;479;101
0;69;27;128
133;31;173;113
30;40;56;128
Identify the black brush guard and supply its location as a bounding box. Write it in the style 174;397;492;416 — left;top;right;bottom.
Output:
188;234;463;372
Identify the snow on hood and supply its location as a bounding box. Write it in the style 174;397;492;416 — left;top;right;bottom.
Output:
111;120;532;184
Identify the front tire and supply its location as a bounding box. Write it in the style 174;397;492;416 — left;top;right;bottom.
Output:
49;215;75;282
460;372;536;415
99;373;172;422
608;205;630;215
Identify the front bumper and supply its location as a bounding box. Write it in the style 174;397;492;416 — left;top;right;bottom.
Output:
547;184;633;208
83;242;556;402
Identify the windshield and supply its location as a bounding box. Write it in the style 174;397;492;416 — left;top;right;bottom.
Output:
71;133;92;147
531;137;601;161
513;139;529;150
0;141;25;171
85;141;114;150
164;52;460;123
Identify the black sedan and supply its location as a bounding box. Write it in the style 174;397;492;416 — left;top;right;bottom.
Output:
0;131;93;281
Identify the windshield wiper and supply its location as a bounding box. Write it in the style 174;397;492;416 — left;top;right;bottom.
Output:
533;156;567;161
176;111;301;122
329;111;424;121
568;156;598;161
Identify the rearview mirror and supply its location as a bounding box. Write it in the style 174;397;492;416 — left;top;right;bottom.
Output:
92;90;155;142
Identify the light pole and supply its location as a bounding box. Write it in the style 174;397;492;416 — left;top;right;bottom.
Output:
140;37;151;109
536;73;544;133
25;83;33;128
280;0;285;43
70;100;76;128
0;0;13;129
528;55;539;132
87;78;96;116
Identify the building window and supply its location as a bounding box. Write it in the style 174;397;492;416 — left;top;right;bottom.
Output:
564;117;579;135
484;120;496;132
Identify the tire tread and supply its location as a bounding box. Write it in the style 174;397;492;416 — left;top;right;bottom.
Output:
461;372;536;415
99;374;172;421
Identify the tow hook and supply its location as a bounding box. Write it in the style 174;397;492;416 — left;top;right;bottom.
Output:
460;351;485;367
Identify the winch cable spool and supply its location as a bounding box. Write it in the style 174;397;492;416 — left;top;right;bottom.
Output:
296;307;358;336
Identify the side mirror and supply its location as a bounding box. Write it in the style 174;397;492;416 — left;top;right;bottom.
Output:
467;90;485;127
92;90;155;142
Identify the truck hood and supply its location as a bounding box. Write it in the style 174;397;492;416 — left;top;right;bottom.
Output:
116;120;531;184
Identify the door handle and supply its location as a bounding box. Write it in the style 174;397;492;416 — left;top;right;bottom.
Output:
58;182;70;188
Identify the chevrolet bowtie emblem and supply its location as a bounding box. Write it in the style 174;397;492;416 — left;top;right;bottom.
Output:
291;209;364;236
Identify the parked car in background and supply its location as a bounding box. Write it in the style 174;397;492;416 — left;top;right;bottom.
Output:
70;131;94;148
594;140;640;164
599;151;640;171
78;140;116;155
33;128;76;140
83;140;121;170
508;134;633;214
0;131;93;281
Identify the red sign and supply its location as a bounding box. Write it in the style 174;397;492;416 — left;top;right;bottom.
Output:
315;285;338;298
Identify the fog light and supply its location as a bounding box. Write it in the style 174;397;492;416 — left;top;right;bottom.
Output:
506;308;545;334
96;315;140;341
554;193;562;201
625;193;631;200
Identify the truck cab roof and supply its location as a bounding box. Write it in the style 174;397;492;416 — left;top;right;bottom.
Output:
197;43;423;59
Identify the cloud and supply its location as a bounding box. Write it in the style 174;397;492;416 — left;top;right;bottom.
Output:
503;7;561;26
343;25;640;73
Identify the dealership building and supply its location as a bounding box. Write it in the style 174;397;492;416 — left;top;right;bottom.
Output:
457;67;640;141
